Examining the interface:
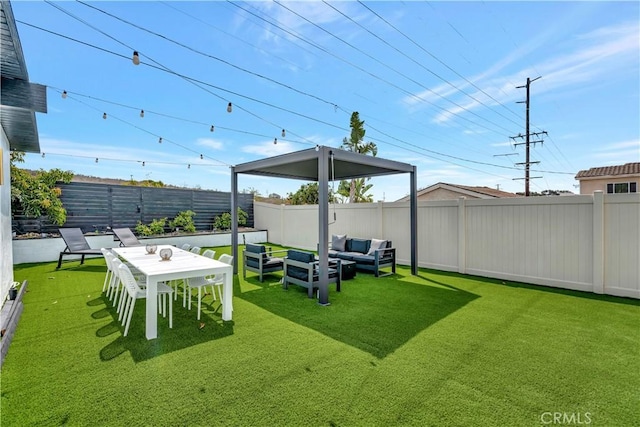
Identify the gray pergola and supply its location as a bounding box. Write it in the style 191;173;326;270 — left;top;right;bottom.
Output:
231;145;418;305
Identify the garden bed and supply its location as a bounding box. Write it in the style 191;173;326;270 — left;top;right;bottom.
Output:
12;228;267;265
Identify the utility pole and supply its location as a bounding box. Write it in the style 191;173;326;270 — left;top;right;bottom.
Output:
511;77;547;196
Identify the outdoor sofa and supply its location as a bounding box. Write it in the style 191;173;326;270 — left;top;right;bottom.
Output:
328;235;396;277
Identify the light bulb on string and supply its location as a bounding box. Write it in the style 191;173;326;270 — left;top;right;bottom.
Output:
281;129;286;138
315;145;320;152
273;138;277;145
142;161;145;167
132;51;140;65
188;164;191;169
42;152;45;158
210;125;214;132
140;110;144;118
227;102;232;113
95;158;99;163
103;112;107;120
61;90;67;99
200;154;203;160
158;137;162;144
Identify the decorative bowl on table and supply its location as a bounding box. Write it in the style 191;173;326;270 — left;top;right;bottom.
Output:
159;248;173;261
145;244;157;254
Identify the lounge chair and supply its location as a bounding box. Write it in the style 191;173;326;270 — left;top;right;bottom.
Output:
57;228;104;269
111;228;142;247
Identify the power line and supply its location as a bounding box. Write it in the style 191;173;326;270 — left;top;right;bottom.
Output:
357;1;523;123
16;16;575;178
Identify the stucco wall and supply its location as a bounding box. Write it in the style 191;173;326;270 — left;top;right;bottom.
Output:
1;127;14;304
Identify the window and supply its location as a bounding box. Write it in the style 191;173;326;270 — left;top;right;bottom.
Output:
607;182;638;194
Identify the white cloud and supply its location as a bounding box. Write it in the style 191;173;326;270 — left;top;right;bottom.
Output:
196;138;223;150
241;140;297;157
403;20;640;124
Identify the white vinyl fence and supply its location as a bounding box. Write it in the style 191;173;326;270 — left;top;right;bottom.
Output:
255;192;640;299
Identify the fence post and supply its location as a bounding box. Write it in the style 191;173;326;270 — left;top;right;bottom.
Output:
458;197;466;274
377;201;384;238
593;191;604;294
280;203;285;246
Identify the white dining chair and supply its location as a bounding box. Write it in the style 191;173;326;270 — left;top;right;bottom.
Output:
190;246;202;255
118;263;174;336
101;248;114;293
181;243;191;251
185;254;233;320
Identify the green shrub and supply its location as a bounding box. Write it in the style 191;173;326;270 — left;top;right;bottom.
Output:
213;207;247;231
135;217;167;236
170;210;196;233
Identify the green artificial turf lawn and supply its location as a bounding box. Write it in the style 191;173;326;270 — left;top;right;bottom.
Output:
2;245;639;426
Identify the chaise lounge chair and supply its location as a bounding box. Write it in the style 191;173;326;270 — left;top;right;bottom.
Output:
57;228;104;269
111;228;142;247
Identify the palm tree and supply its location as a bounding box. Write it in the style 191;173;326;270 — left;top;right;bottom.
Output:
340;112;377;203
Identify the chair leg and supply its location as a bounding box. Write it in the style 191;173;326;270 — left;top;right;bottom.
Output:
215;284;223;303
102;269;111;292
168;296;173;328
197;287;202;320
123;298;136;336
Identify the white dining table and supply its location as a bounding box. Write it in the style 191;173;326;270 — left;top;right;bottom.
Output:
112;245;233;340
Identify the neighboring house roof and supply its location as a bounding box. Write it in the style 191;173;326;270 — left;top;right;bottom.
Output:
575;162;640;180
396;182;518;201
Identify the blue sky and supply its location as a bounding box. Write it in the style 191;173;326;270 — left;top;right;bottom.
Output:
11;1;640;201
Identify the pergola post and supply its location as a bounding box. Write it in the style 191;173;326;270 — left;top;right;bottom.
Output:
410;166;418;275
317;147;330;305
231;166;238;274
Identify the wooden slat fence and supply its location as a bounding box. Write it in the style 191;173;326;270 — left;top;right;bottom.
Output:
12;182;253;234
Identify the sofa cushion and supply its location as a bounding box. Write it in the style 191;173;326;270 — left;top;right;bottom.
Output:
287;250;315;264
331;234;347;251
350;238;370;254
350;254;375;265
367;239;387;255
246;243;268;261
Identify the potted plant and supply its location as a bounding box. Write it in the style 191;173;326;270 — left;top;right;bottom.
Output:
8;282;20;300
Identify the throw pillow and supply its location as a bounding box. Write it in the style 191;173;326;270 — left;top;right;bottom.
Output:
331;234;347;251
350;238;369;254
367;238;387;255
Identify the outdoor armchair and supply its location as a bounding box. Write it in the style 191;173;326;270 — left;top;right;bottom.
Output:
243;243;286;282
57;228;104;269
283;249;340;298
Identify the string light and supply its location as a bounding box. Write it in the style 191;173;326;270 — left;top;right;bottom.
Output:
227;102;232;113
95;158;99;163
61;90;67;99
273;138;277;145
200;154;203;159
142;161;145;166
188;164;191;169
158;137;162;143
210;125;214;132
281;129;286;138
140;109;144;118
103;112;107;119
132;50;140;65
315;145;320;151
42;152;45;158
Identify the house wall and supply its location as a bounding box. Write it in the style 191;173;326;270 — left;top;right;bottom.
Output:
580;177;640;194
1;127;14;304
255;193;640;299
